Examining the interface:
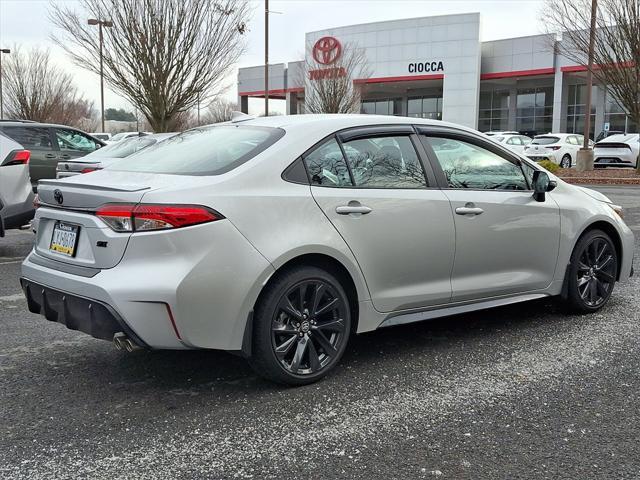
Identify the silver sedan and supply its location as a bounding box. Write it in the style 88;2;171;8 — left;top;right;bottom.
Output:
20;114;634;385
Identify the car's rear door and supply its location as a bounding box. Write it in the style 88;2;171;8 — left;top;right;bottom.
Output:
418;126;561;303
0;125;58;187
306;126;455;313
52;128;102;169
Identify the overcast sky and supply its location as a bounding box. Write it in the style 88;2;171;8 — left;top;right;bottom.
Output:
0;0;546;116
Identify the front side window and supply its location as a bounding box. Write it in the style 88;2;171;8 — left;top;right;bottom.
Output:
426;137;528;190
304;138;352;187
342;136;427;188
109;125;284;176
55;128;100;152
1;126;53;150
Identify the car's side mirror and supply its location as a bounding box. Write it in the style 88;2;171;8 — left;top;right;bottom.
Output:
532;170;557;202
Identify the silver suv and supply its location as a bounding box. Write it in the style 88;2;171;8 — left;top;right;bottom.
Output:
21;115;634;385
0;133;34;236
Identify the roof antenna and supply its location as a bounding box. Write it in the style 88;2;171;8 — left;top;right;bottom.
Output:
231;111;255;123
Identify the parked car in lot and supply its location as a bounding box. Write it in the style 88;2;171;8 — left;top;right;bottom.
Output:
594;133;639;168
524;133;593;168
21;115;634;385
0;133;35;236
0;120;105;187
109;131;147;143
491;134;532;155
92;132;112;142
56;133;177;178
485;130;519;137
596;130;625;142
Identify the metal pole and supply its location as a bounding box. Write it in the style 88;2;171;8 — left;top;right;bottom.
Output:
264;0;269;117
0;53;3;120
99;22;105;133
583;0;598;148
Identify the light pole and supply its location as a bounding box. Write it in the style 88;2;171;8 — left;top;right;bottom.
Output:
577;0;598;171
88;18;113;133
264;0;269;117
0;48;10;120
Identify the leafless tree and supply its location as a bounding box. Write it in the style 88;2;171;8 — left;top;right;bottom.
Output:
2;46;95;128
50;0;250;132
202;98;237;124
545;0;640;167
300;42;371;114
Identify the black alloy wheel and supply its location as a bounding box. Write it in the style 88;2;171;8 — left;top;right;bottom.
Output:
576;236;616;307
565;229;618;312
271;279;348;375
249;266;351;385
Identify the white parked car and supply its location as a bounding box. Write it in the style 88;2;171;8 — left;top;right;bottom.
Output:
485;131;519;137
492;134;532;155
524;133;593;168
594;133;639;168
109;131;147;143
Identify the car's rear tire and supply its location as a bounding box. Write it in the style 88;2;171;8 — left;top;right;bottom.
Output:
248;265;351;386
560;154;572;169
562;229;618;313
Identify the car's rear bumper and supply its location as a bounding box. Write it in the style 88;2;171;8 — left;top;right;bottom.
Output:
20;278;147;347
527;153;558;163
20;220;275;351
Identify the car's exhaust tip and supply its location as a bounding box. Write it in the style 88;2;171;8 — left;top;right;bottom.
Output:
113;332;142;352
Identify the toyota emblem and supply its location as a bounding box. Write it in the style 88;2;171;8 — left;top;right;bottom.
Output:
312;36;342;65
53;189;63;205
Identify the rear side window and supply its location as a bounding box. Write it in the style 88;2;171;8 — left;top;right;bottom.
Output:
304;138;352;187
532;136;559;145
109;126;284;176
1;126;54;150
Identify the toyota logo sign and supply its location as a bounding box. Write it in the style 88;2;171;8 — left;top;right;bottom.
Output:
312;36;342;65
53;189;63;205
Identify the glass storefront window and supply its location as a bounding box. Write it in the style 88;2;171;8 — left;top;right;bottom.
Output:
407;96;442;119
478;89;509;132
604;91;637;133
566;84;596;139
516;86;553;135
361;98;403;116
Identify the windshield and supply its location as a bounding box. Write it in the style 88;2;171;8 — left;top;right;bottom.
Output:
108;125;285;176
110;132;137;142
532;136;560;145
85;136;158;159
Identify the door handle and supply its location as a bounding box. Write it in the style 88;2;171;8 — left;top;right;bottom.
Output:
60;154;71;160
44;153;56;159
336;205;372;215
455;203;484;216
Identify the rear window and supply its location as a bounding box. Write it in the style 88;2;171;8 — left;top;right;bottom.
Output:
531;136;560;145
108;125;285;176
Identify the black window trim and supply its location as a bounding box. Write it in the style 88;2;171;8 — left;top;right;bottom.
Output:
415;125;534;192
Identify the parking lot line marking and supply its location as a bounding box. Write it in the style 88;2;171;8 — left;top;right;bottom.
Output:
0;260;23;265
0;293;24;302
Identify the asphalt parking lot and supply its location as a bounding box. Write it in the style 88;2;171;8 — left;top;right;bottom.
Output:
1;186;639;479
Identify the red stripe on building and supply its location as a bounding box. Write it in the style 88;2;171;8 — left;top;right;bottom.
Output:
561;61;635;73
480;68;555;80
354;74;444;84
238;87;304;98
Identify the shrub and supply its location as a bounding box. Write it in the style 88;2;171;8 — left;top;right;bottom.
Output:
538;160;561;174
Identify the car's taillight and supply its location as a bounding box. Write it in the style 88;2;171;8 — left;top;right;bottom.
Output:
3;149;30;166
549;146;562;150
33;194;40;209
80;167;102;174
95;204;223;232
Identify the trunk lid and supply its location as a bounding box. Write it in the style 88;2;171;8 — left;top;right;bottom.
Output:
33;170;191;269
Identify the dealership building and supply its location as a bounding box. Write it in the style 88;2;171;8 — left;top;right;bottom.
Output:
237;13;636;137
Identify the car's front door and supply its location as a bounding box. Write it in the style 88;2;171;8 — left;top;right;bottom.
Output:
305;127;455;313
420;130;561;303
0;125;57;186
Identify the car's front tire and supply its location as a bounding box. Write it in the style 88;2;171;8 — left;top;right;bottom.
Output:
563;229;618;313
249;265;351;385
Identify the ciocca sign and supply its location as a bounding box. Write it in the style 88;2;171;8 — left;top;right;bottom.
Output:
408;61;444;74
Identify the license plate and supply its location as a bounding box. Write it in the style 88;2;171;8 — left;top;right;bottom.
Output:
50;222;80;257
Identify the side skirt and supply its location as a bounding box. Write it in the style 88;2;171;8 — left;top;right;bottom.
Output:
378;293;549;329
